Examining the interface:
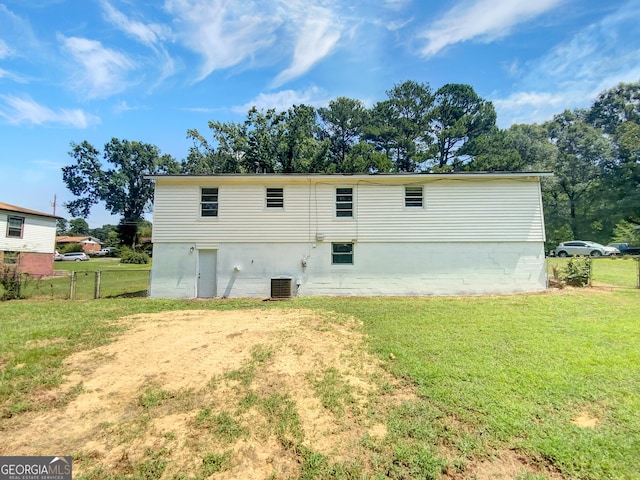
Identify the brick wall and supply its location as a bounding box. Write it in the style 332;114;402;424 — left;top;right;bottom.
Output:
1;251;55;277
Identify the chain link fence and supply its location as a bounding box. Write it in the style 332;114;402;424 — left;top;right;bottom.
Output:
548;256;640;289
12;269;150;300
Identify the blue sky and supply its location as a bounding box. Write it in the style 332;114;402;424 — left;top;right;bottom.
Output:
1;0;639;227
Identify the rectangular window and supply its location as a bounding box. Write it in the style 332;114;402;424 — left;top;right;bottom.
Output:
7;216;24;238
332;243;354;264
3;251;19;264
201;188;219;217
336;188;353;217
405;186;423;207
266;188;284;208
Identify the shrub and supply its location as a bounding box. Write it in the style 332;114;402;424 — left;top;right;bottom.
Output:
119;247;150;265
561;257;592;287
0;265;28;301
58;243;84;254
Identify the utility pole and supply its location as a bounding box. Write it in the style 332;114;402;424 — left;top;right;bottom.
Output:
51;194;57;215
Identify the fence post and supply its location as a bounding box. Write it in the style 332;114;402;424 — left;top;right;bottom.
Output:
69;271;76;300
94;271;102;299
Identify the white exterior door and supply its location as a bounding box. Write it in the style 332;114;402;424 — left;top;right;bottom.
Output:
197;249;217;298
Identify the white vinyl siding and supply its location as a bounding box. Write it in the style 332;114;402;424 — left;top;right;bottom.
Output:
150;175;545;244
0;213;57;254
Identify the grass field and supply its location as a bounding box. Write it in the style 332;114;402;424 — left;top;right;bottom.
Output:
9;258;151;300
1;260;639;479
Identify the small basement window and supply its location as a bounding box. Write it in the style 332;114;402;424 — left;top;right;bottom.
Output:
405;186;423;207
201;187;219;217
266;188;284;208
332;243;354;264
336;188;353;217
3;251;19;264
7;216;24;238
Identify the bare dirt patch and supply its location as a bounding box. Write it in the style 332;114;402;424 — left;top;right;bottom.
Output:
571;412;600;428
0;309;413;478
1;307;562;479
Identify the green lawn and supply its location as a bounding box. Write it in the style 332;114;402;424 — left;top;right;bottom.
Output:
13;258;152;300
1;262;639;479
300;292;640;479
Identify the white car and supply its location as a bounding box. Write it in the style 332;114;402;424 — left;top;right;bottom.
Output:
60;252;90;261
554;241;620;257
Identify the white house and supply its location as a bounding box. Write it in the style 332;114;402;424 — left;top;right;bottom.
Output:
1;202;60;277
147;172;550;299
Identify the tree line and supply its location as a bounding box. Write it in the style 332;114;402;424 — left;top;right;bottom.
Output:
62;80;640;249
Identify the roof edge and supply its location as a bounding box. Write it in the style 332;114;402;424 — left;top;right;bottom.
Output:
0;202;62;219
146;171;554;180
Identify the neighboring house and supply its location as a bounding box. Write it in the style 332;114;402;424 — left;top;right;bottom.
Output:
56;236;103;254
1;202;60;277
147;172;551;299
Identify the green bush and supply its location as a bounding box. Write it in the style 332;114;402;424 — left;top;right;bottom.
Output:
119;247;150;265
561;257;592;287
58;243;84;254
0;266;28;301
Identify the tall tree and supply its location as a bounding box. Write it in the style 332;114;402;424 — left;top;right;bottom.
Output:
318;97;368;172
243;107;285;173
366;81;435;172
430;83;497;169
587;82;640;225
68;218;89;235
182;122;246;174
462;127;524;171
56;218;68;235
544;110;614;241
608;121;640;223
587;81;640;134
62;138;180;246
279;104;328;173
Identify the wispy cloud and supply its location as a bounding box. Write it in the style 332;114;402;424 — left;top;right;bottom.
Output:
233;86;329;113
58;35;137;98
165;0;343;86
383;0;412;10
101;1;176;85
272;5;341;87
0;67;29;83
492;1;640;126
419;0;564;57
0;94;100;128
0;39;13;58
113;100;143;114
0;4;40;54
493;92;566;125
165;0;281;82
101;1;171;47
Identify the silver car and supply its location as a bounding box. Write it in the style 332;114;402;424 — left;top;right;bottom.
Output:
60;252;90;261
554;241;619;257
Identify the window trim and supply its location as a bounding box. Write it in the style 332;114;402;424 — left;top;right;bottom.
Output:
331;242;354;265
404;185;424;208
6;216;25;238
266;187;284;209
335;187;354;218
200;187;219;218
